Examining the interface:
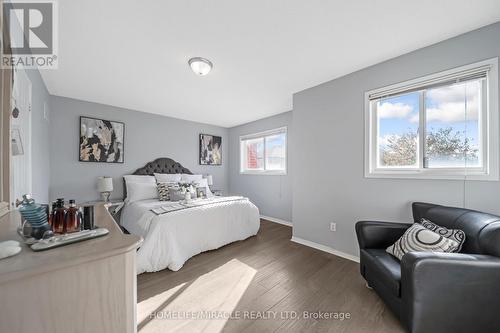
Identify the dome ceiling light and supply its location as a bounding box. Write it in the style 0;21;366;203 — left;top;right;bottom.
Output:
188;57;213;76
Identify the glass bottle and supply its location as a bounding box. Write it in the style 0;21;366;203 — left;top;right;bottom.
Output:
48;201;56;227
52;198;66;234
64;199;82;233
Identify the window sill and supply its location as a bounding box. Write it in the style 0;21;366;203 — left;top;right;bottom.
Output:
240;171;287;176
365;169;499;181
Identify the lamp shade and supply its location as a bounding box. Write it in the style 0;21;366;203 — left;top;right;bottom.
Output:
206;175;213;186
97;177;113;192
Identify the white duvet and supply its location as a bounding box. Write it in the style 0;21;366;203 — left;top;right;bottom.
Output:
120;197;260;273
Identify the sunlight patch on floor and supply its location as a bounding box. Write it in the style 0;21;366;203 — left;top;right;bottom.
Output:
137;259;257;333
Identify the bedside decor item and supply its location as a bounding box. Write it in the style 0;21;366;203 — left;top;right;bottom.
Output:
386;223;460;260
200;134;222;165
97;176;113;202
80;116;124;163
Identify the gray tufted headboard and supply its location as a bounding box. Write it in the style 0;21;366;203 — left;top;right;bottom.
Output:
123;158;192;198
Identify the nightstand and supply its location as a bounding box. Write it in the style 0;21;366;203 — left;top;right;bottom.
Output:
81;200;124;222
106;201;125;218
211;189;223;197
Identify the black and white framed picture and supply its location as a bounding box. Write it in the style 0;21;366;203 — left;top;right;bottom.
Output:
196;186;207;199
199;134;222;165
79;116;124;163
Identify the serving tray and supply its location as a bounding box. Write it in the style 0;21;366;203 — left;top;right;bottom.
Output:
29;228;109;251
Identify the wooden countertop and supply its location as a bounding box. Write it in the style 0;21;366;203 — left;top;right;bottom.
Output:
0;203;142;285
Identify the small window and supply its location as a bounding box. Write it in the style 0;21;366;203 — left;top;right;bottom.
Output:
365;58;499;180
240;127;287;175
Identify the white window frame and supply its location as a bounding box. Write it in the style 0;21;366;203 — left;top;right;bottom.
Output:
364;58;499;181
240;127;287;175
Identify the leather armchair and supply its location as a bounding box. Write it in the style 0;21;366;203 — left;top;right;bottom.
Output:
356;202;500;333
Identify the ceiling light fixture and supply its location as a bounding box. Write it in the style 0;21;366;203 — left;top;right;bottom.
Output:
188;57;213;76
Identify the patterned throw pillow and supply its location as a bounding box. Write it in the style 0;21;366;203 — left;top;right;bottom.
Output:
386;223;460;261
156;183;170;201
419;218;466;252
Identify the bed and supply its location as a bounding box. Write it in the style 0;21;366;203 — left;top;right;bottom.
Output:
120;158;260;273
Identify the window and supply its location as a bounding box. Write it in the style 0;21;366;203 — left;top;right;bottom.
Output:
365;58;498;180
240;127;287;175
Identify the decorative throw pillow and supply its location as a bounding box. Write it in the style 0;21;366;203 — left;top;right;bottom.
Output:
156;183;170;201
167;186;185;202
386;223;461;261
419;218;466;252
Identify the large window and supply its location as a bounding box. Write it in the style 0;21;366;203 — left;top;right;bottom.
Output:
365;59;498;180
240;127;287;175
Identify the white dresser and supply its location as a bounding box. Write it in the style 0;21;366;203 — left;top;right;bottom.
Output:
0;203;142;333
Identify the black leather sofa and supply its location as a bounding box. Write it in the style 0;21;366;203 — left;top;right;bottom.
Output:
355;202;500;333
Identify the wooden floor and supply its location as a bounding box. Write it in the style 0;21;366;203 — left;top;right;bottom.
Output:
137;220;405;333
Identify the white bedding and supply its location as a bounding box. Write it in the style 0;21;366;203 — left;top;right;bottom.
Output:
120;197;260;273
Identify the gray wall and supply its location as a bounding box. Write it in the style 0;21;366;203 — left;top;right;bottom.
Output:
292;22;500;258
49;96;228;203
228;111;293;222
25;69;51;203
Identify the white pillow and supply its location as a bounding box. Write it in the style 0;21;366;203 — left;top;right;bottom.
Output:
123;175;156;185
193;178;214;197
126;182;159;203
154;173;182;183
181;174;203;183
123;175;156;201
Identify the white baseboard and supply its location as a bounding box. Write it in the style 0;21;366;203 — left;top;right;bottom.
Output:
260;215;292;227
290;236;360;263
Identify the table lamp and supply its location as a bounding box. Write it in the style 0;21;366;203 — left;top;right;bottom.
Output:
206;175;213;190
97;177;113;202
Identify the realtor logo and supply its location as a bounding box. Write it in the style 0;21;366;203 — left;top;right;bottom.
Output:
2;0;58;69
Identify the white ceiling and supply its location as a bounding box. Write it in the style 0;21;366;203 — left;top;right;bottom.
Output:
41;0;500;128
